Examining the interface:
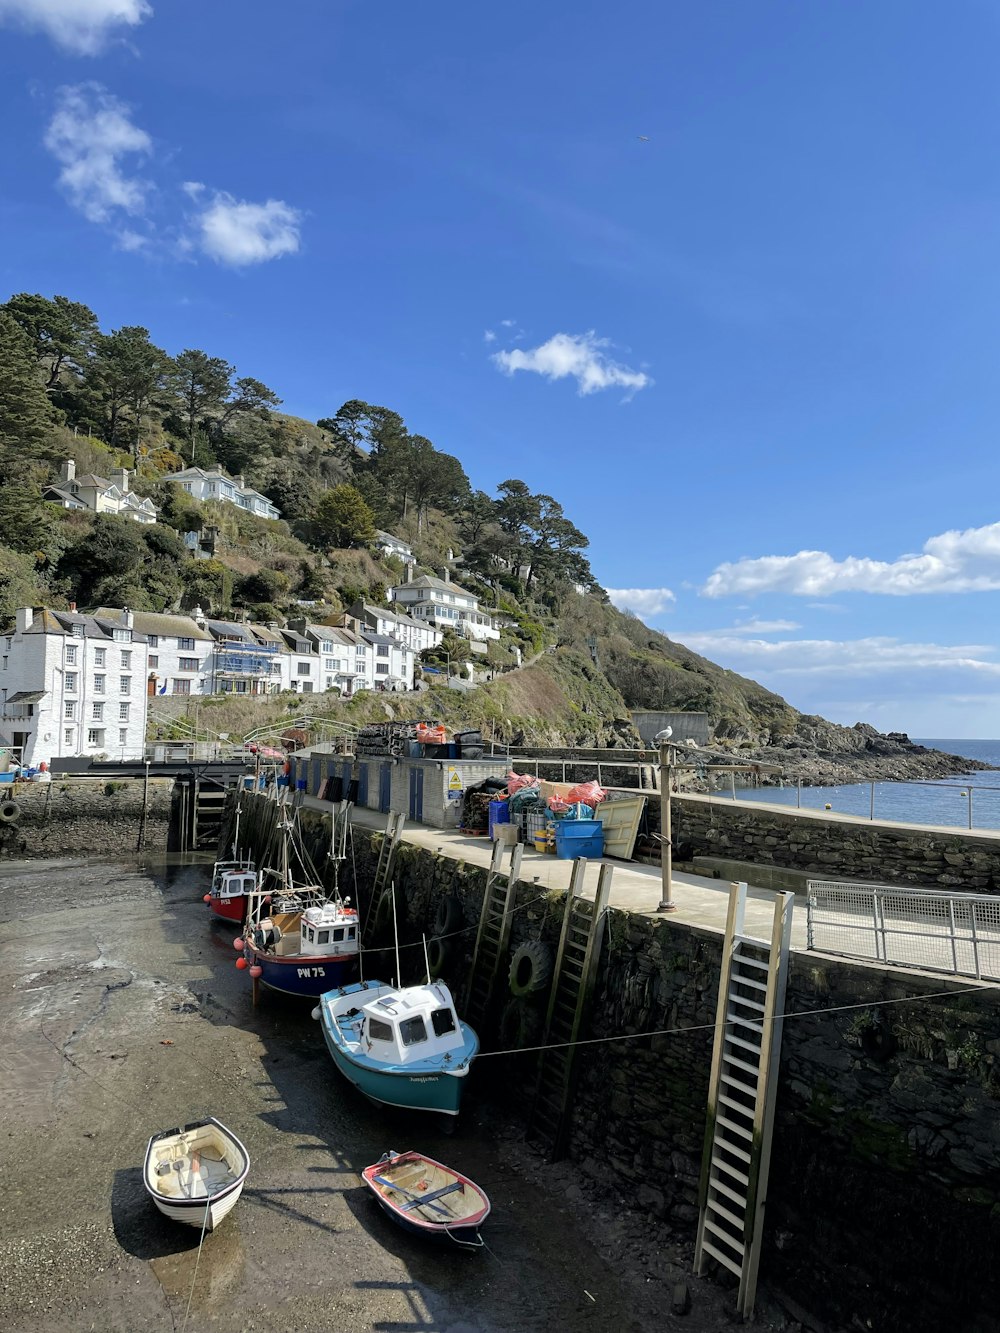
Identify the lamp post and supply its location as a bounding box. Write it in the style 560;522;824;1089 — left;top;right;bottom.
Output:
657;729;677;912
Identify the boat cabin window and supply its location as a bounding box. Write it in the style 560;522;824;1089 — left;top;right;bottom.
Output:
431;1007;457;1037
368;1018;393;1043
333;927;345;942
348;926;357;940
317;930;329;944
304;926;314;942
399;1016;428;1047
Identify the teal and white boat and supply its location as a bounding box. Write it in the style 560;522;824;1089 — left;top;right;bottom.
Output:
315;979;479;1117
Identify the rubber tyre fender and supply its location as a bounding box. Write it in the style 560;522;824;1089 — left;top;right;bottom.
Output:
499;997;543;1050
426;935;454;980
433;894;463;939
0;800;20;823
507;940;554;998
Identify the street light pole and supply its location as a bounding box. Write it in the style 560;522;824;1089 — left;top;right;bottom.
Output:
658;739;677;912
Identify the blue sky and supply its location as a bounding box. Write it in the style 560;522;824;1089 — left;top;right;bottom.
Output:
4;2;1000;736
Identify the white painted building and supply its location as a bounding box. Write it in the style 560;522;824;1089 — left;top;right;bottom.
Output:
0;608;148;765
346;599;441;654
375;530;414;562
389;573;500;649
95;608;215;698
167;467;281;521
201;618;285;695
44;460;157;525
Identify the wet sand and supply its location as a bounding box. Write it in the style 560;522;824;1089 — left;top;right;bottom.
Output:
0;853;757;1333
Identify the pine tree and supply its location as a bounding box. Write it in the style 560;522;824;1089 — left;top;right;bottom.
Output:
0;311;56;459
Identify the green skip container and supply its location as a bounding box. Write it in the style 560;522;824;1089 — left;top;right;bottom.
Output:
554;819;604;860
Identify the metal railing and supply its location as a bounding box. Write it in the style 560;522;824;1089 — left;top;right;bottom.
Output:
720;777;1000;832
806;879;1000;981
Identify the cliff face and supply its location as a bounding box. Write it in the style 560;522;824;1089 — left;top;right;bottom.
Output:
749;719;992;785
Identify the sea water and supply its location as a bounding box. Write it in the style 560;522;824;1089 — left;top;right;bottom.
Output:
727;739;1000;831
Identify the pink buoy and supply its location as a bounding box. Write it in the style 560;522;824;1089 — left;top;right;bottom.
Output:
233;937;244;951
203;894;211;903
235;957;248;970
249;965;263;979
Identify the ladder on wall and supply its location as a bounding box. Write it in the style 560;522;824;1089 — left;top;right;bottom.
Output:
693;881;793;1320
526;861;614;1161
362;811;406;946
463;840;523;1027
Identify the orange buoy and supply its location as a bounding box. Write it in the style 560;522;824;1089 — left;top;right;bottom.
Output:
235;957;248;970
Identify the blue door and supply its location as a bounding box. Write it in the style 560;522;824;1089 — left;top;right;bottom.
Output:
379;763;391;813
357;763;369;807
408;766;424;822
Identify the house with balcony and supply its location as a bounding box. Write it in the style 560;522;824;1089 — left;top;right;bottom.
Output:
0;607;149;765
166;467;281;521
389;573;500;651
44;460;157;525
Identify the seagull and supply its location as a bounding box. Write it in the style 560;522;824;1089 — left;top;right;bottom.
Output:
637;135;649;142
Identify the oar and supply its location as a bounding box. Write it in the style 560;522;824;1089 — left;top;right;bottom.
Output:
372;1174;451;1218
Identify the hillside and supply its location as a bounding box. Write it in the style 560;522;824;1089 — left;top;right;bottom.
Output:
0;289;987;784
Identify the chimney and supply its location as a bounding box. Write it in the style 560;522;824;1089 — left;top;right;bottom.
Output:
193;605;206;627
113;466;130;494
122;606;134;629
440;566;450;583
236;474;245;490
15;608;33;633
404;560;415;584
60;459;76;483
68;601;76;613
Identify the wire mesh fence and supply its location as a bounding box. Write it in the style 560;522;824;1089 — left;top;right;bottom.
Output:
806;880;1000;980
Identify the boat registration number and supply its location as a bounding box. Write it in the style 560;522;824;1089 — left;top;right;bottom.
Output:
297;966;326;978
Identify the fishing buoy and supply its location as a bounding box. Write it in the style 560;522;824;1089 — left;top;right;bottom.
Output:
235;957;248;970
233;937;244;951
960;791;968;797
203;894;211;903
249;965;263;979
311;1006;321;1020
824;803;832;810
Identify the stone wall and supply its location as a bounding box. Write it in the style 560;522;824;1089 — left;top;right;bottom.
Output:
672;794;1000;892
0;777;173;858
230;793;1000;1333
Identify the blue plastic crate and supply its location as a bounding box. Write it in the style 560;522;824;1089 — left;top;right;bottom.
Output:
555;820;604;860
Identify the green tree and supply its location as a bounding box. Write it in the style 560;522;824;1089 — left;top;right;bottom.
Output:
2;293;98;391
406;437;470;529
311;484;376;549
233;568;289;606
57;514;147;604
81;326;172;450
171;349;233;460
0;311;57;457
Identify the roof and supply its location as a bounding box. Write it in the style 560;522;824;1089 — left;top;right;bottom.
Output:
392;574;476;598
375;530;414;550
249;624;286;647
42;484;87;508
93;609;212;641
203;618;256;643
7;689;46;703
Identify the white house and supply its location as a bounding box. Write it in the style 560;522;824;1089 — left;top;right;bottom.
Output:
167;467;281;521
44;460;157;525
201;618;285;695
389;572;500;650
363;632;414;691
288;622;373;695
346;599;440;654
94;608;215;698
375;530;414;562
0;607;149;765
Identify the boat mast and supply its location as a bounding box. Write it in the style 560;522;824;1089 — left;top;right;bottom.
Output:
232;800;242;863
391;883;401;988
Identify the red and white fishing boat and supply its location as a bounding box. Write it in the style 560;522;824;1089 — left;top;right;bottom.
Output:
205;801;258;923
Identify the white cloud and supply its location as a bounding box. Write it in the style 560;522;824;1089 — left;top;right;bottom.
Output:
670;631;1000;679
500;318;517;327
44;83;152;225
191;192;302;267
606;587;675;616
493;331;651;397
0;0;151;54
483;329;496;343
703;518;1000;598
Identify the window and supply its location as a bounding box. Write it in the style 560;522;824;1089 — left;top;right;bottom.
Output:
179;657;198;672
377;645;389;657
92;703;104;721
368;1018;393;1043
65;672;78;692
121;650;131;669
324;657;334;670
72;623;84;637
113;629;131;642
119;703;130;721
64;701;75;719
94;648;106;667
333;927;345;942
119;728;128;744
399;1016;428;1047
65;645;77;665
296;661;311;675
148;655;159;668
375;663;389;675
348;925;357;940
321;640;333;652
87;728;103;745
64;728;72;745
431;1007;457;1037
177;637;195;651
94;674;105;693
1;656;5;671
172;679;191;695
317;929;329;944
147;635;158;647
120;676;131;694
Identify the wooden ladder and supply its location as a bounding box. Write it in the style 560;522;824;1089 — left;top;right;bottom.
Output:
463;840;523;1027
525;861;614;1161
362;811;406;946
693;881;793;1320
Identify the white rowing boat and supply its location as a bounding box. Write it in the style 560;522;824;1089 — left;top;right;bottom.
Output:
143;1117;249;1232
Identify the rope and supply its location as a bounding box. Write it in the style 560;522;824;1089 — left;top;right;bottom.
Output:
471;981;993;1060
179;1201;210;1333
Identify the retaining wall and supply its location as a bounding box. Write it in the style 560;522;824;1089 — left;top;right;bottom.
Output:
0;777;173;858
229;792;1000;1333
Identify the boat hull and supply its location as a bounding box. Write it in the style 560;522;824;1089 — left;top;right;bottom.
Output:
370;1192;484;1246
208;894;245;923
148;1180;245;1232
247;947;358;998
143;1117;249;1233
363;1150;490;1249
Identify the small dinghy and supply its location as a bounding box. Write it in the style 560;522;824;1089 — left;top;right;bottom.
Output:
143;1117;249;1232
363;1150;490;1250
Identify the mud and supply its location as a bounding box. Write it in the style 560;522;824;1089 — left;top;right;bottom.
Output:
0;855;797;1333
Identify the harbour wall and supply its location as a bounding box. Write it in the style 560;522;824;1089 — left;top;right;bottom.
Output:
0;777;173;858
229;792;1000;1333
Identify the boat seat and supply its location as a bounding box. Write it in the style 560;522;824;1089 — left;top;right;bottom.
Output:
399;1181;464;1211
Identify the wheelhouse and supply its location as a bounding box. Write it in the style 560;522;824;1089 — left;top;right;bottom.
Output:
360;983;464;1065
300;902;359;958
